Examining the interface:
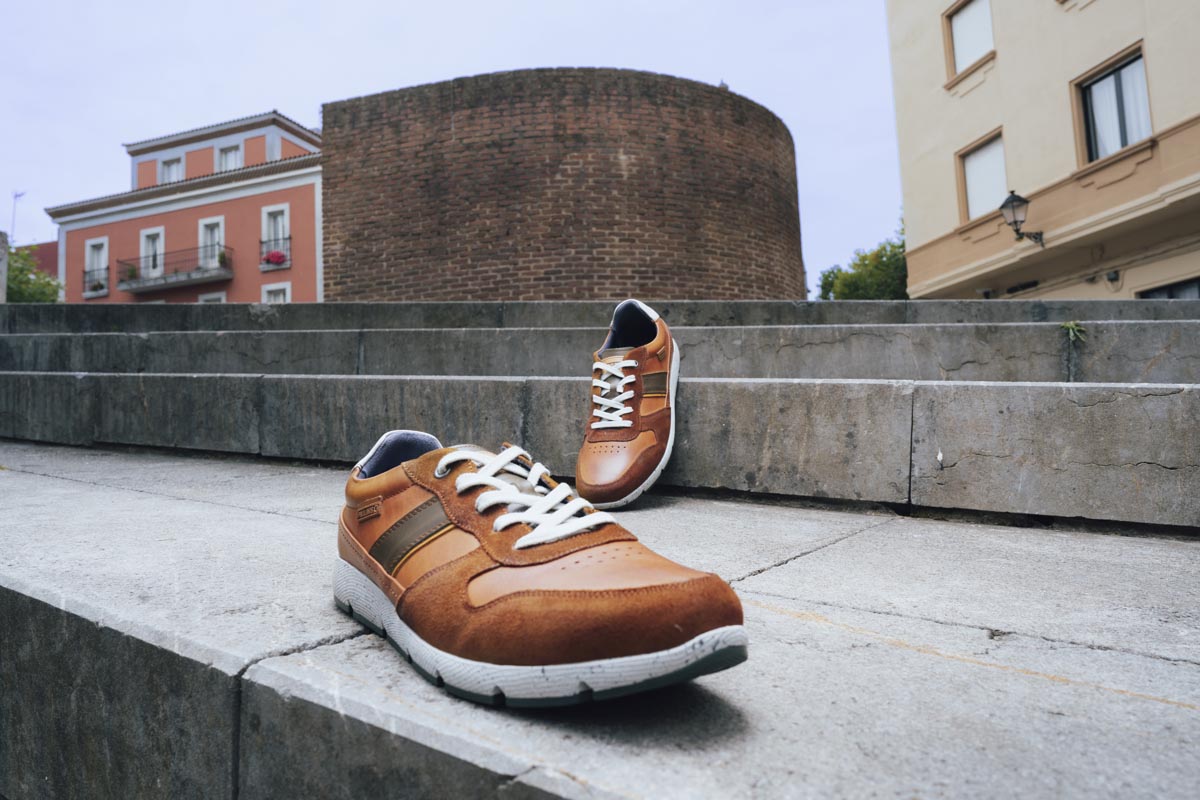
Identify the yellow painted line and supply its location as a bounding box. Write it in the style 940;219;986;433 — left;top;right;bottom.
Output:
747;598;1199;712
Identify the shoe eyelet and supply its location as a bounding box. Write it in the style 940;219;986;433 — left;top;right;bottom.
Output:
434;464;450;478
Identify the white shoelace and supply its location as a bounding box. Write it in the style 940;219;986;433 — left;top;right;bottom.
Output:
591;358;638;429
435;445;615;549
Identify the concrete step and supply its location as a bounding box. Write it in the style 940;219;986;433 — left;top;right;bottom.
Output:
2;370;1195;526
3;442;1198;799
4;298;1200;333
3;320;1197;383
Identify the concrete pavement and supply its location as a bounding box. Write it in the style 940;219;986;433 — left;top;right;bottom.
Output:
1;440;1198;798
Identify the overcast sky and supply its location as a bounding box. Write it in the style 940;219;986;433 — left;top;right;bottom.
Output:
3;0;901;298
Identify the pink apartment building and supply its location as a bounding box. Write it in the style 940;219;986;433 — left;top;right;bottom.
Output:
46;111;322;304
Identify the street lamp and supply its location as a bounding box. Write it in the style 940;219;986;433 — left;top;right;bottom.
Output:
999;191;1044;248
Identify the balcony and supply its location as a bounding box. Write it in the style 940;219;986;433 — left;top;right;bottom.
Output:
116;245;234;294
259;236;292;272
82;267;109;299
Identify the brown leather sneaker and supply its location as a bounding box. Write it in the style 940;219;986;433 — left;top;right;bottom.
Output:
576;299;680;509
335;430;747;707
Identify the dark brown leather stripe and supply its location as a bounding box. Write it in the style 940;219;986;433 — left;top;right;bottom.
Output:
642;371;668;396
369;497;452;574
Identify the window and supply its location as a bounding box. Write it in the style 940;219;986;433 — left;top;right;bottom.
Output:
161;158;182;183
84;236;109;295
947;0;993;75
265;209;288;242
260;203;291;268
86;241;107;272
198;217;225;269
960;134;1007;221
217;145;242;172
140;227;165;278
197;291;227;303
1139;277;1200;300
261;281;291;304
1082;55;1151;162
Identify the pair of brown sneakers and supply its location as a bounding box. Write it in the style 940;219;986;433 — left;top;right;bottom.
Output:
334;301;745;707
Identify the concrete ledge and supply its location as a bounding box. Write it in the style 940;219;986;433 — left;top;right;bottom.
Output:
524;377;913;503
0;454;362;800
3;321;1197;384
0;586;237;799
3;443;1199;799
3;371;1197;524
3;298;1199;333
911;382;1200;526
1073;321;1200;383
97;373;262;454
0;371;92;445
238;673;559;799
258;375;526;463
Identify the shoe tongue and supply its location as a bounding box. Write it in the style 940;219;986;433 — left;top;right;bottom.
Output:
449;443;539;495
451;443;494;455
598;346;634;363
495;472;537;496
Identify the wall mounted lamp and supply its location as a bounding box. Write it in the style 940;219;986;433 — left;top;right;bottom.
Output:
999;191;1045;248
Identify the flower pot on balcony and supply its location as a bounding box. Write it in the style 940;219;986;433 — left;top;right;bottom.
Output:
261;250;289;269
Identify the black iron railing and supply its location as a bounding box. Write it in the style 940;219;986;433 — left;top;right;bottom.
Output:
83;267;109;294
116;244;233;282
260;236;291;269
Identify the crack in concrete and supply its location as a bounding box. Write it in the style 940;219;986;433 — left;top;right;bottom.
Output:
229;628;370;800
1066;460;1194;471
744;596;1200;711
939;451;1014;471
2;464;333;524
496;765;540;795
741;589;1200;668
729;518;894;584
1066;387;1186;409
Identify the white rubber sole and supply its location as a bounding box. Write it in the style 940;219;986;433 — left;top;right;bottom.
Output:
592;337;682;510
332;558;748;708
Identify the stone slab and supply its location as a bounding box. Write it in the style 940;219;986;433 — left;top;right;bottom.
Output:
4;371;1200;524
0;456;361;800
0;323;1068;381
244;588;1200;800
0;586;238;800
0;439;343;522
258;374;527;462
525;377;915;503
0;371;92;445
673;322;1067;381
737;515;1200;664
1073;320;1200;384
94;372;261;453
910;381;1200;526
9;321;1199;384
616;493;894;580
3;442;1199;799
3;299;1199;334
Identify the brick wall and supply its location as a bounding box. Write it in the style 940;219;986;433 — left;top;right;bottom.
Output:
321;68;805;301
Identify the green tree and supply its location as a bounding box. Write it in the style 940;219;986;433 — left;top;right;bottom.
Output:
818;228;908;301
6;245;61;303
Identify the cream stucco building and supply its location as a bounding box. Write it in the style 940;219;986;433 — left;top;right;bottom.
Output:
886;0;1200;299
